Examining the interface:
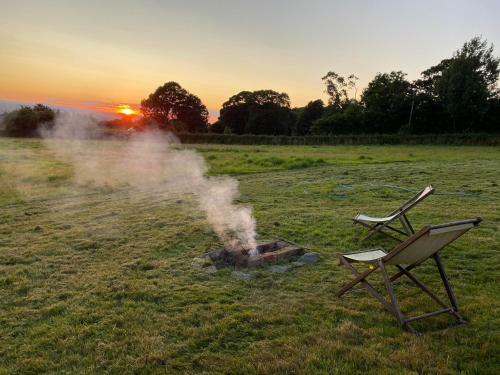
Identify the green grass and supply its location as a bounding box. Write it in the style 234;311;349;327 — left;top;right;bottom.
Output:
190;143;500;175
0;137;499;374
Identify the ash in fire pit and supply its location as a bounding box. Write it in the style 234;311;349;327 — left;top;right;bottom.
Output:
208;240;303;268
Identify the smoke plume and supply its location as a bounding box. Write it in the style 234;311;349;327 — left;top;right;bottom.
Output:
41;112;257;253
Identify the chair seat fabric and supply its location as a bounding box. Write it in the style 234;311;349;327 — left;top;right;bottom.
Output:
343;248;387;262
355;213;398;223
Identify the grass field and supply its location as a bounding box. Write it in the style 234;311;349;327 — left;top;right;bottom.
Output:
0;137;499;374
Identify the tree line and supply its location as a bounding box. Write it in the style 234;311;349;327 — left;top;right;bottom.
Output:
143;37;500;135
2;37;498;137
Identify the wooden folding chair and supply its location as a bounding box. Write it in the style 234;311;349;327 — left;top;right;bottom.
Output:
353;185;434;242
338;218;482;334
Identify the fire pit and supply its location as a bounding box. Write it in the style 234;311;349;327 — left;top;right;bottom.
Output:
208;240;303;268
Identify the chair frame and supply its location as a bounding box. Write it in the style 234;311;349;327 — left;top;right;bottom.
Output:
338;218;482;334
354;185;435;242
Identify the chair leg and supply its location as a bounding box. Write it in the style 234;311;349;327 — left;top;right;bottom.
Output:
386;224;410;237
390;263;418;282
390;262;466;328
433;254;466;323
379;260;418;334
395;265;450;309
337;256;396;315
356;221;402;242
399;214;415;235
360;222;381;241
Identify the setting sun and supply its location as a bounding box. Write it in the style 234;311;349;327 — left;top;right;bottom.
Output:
116;104;139;116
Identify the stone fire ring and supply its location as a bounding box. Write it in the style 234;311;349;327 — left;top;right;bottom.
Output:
192;240;320;275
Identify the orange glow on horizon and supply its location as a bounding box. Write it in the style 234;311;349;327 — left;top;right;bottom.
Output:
0;95;225;123
116;104;140;116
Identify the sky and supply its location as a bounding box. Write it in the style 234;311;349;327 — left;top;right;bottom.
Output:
1;0;499;120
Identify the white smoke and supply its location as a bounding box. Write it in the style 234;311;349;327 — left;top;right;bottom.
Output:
41;111;258;253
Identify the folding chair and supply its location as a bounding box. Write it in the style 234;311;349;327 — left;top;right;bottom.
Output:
353;185;434;242
337;218;482;334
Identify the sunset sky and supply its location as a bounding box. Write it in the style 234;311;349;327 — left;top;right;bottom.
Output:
1;0;499;120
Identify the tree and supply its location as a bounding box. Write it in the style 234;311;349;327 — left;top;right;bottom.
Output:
219;90;293;135
312;101;365;134
416;37;499;132
141;82;208;132
208;120;225;133
481;97;500;132
33;104;55;123
218;91;255;134
322;71;358;110
362;71;413;133
3;104;55;137
408;93;449;134
294;99;324;135
245;107;295;135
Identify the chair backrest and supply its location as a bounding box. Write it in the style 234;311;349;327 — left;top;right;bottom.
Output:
384;218;481;265
389;185;434;216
